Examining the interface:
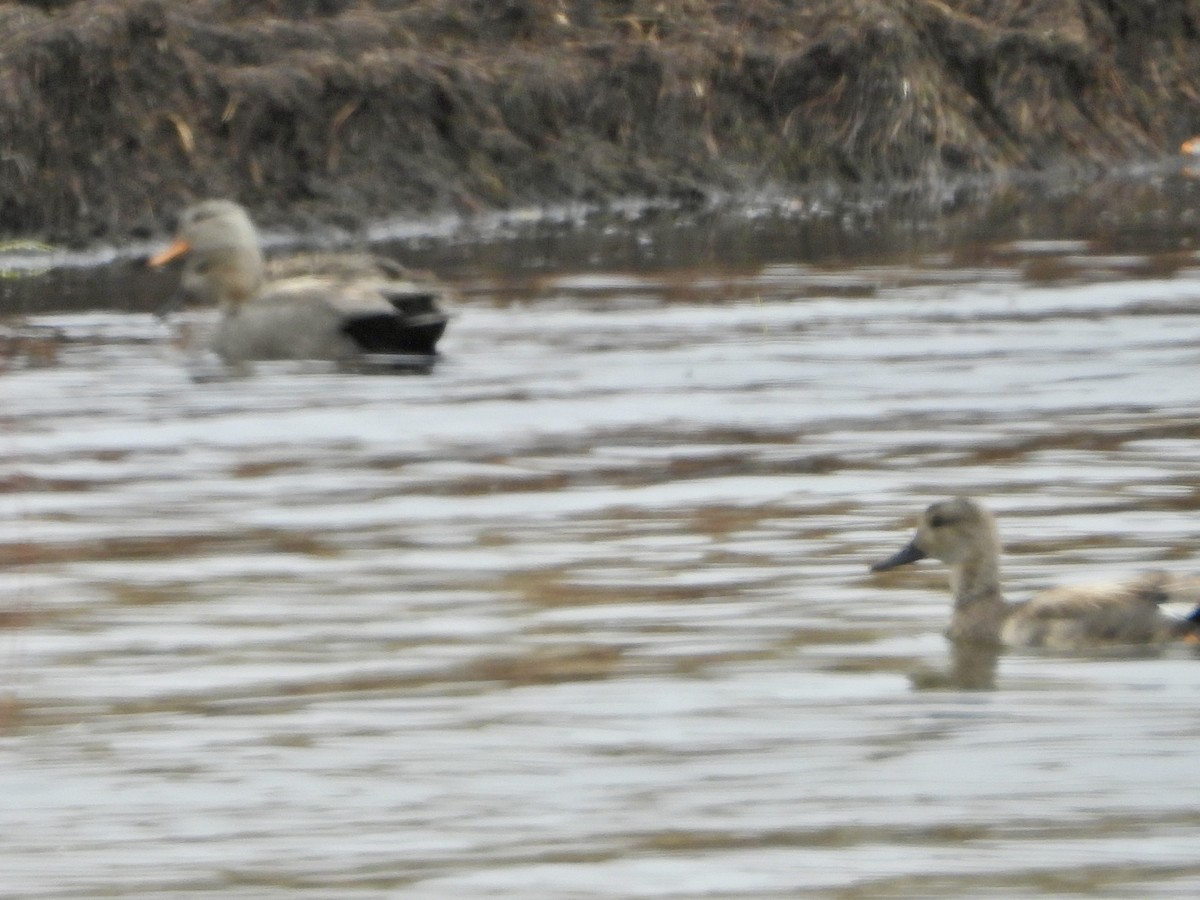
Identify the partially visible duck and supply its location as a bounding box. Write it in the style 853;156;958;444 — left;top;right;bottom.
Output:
1184;137;1200;177
150;200;449;366
871;496;1200;649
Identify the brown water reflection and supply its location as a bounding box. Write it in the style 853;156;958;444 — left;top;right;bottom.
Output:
3;179;1200;897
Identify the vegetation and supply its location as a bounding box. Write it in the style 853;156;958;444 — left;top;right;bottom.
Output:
1;0;1198;242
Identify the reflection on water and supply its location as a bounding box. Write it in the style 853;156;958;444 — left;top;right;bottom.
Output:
3;177;1200;897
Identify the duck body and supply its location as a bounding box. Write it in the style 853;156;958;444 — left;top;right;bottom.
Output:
212;272;446;361
872;496;1199;650
151;200;449;365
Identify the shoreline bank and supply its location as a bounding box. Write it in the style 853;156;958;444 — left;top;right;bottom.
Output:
2;0;1198;245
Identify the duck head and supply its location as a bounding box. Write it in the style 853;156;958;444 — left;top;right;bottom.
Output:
872;496;1001;573
150;200;266;311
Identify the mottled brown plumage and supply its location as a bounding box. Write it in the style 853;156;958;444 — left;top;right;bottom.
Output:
872;497;1200;649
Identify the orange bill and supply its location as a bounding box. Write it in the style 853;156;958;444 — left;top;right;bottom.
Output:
149;238;191;267
1183;137;1200;156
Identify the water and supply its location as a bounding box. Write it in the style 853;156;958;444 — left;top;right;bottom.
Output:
3;177;1200;897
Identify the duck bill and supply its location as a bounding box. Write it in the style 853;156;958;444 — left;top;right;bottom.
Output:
870;540;927;572
149;238;191;267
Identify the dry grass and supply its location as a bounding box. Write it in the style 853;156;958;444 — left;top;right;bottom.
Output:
1;0;1198;243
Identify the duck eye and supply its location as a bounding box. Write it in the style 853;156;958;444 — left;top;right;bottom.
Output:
929;513;946;528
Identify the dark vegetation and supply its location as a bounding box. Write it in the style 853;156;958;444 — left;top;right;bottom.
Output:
1;0;1199;243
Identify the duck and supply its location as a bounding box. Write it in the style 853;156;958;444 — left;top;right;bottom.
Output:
870;496;1200;649
149;200;449;366
1184;137;1200;178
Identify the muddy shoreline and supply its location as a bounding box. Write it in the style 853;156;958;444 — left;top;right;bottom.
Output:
2;0;1199;245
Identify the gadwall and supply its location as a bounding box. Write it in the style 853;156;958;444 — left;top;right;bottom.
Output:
871;497;1200;649
1184;137;1200;178
150;200;449;365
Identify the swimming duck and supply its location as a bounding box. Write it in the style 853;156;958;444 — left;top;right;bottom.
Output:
871;496;1200;649
150;200;449;365
1184;137;1200;178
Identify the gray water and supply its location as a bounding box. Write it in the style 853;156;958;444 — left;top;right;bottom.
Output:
3;182;1200;898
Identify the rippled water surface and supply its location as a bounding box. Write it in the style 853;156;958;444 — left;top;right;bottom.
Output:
4;180;1200;897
